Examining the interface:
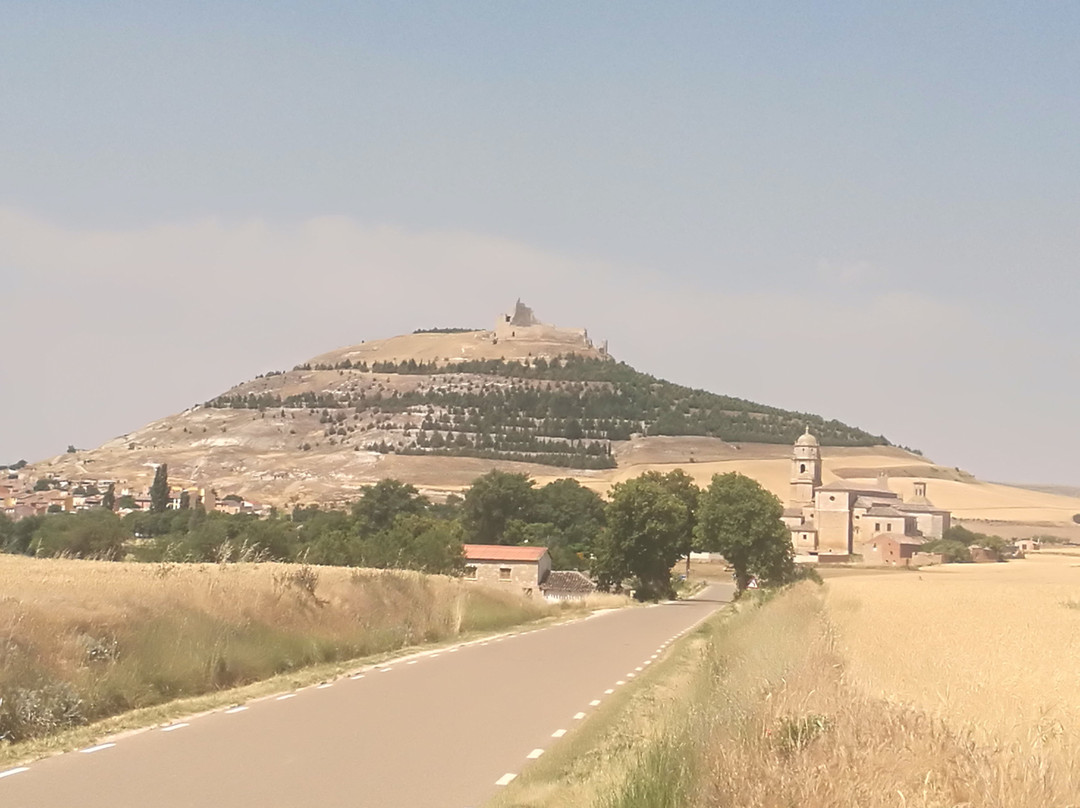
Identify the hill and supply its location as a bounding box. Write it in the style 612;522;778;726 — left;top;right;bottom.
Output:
22;304;1080;531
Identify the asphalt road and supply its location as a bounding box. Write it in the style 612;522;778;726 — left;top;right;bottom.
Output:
1;583;733;808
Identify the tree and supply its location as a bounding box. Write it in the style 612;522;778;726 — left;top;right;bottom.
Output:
30;510;127;559
461;471;537;544
696;472;794;596
117;494;136;510
34;478;51;492
594;474;688;600
643;469;700;576
150;464;169;513
533;478;607;564
363;514;465;574
351;479;429;534
102;483;116;511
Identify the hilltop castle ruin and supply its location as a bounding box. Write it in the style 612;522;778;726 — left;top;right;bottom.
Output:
492;299;608;357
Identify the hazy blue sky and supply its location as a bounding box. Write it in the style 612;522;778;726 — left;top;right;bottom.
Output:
2;2;1078;484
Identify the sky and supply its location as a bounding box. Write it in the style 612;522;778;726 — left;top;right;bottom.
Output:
1;2;1078;485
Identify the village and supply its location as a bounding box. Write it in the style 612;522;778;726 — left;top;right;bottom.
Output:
0;471;269;521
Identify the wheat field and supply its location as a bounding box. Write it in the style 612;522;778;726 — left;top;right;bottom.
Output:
825;553;1080;747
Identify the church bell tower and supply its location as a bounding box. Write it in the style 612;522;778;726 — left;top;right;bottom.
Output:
790;427;822;505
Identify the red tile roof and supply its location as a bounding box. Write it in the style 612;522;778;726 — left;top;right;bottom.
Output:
463;544;549;562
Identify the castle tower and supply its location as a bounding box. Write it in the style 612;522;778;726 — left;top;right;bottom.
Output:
790;427;822;505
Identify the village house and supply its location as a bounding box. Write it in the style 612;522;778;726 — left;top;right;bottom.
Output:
463;544;552;598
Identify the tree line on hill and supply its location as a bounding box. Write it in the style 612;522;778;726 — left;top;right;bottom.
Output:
206;354;888;469
0;469;800;600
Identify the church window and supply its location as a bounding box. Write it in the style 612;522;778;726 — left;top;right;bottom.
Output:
800;464;806;473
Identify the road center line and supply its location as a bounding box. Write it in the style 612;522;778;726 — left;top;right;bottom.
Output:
80;744;116;754
495;773;517;786
526;748;544;759
161;723;189;732
0;767;29;779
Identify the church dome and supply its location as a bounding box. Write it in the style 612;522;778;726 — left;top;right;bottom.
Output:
795;429;819;447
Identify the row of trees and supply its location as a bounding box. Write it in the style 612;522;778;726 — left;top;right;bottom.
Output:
0;469;796;600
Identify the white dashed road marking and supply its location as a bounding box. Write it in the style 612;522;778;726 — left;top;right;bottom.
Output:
635;666;643;672
604;689;614;694
80;744;116;754
350;674;365;680
161;723;189;732
407;660;419;665
616;680;626;685
495;773;517;786
589;699;601;706
379;668;392;673
0;767;29;779
225;706;248;714
573;712;586;720
527;748;544;759
552;729;567;738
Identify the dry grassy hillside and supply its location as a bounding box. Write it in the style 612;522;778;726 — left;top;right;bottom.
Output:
24;318;1080;531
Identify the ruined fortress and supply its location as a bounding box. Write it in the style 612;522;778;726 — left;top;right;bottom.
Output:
491;299;608;357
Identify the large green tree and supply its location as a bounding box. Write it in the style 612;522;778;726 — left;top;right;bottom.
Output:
461;470;537;544
696;472;794;595
594;474;689;600
149;464;170;513
642;469;700;576
351;479;429;534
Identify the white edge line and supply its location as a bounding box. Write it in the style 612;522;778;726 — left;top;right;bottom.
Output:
0;767;29;779
573;711;586;719
495;773;517;786
225;706;248;714
350;674;365;680
589;699;602;706
527;748;544;759
80;743;116;754
161;723;190;732
604;688;614;694
317;683;333;689
552;728;567;738
276;694;296;701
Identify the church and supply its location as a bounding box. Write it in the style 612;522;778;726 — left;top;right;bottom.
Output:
781;429;952;562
